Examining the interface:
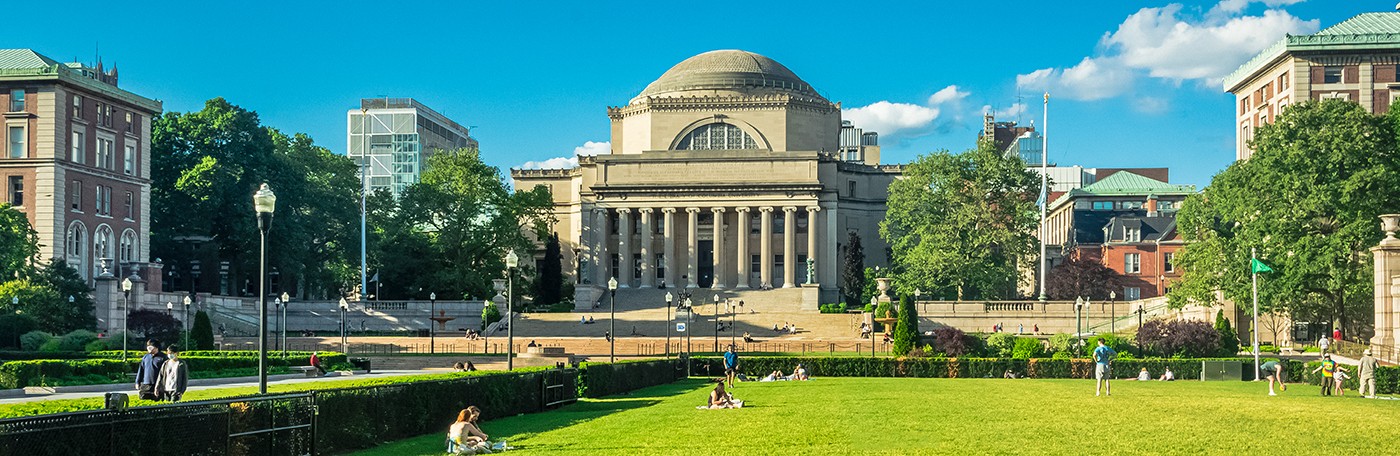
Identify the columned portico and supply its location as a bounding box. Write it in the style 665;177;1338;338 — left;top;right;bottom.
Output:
686;207;700;288
736;207;751;288
782;206;797;288
617;208;632;287
711;207;726;289
638;208;654;288
759;207;774;288
662;208;677;288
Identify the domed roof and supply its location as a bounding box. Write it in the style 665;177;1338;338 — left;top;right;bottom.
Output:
633;50;824;102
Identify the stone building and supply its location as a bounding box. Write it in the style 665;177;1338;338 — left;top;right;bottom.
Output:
512;50;900;309
1226;11;1400;160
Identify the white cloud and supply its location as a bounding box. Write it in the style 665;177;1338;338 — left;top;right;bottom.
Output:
982;103;1029;120
1016;1;1317;101
518;140;611;170
842;85;970;139
927;85;970;105
573;140;610;156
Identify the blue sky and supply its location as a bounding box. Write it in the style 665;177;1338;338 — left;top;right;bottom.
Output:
3;1;1370;187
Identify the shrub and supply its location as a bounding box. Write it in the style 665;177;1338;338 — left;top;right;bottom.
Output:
19;331;53;352
986;333;1016;358
932;327;967;356
56;330;98;353
692;356;1271;382
1083;334;1133;356
891;295;919;356
190;311;215;351
481;304;502;330
1214;309;1239;356
579;358;682;398
1047;333;1075;355
126;309;181;345
818;303;848;313
0;314;38;349
1011;337;1046;359
1137;318;1220;358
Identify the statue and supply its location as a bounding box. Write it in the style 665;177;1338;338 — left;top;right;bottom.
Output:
805;257;816;285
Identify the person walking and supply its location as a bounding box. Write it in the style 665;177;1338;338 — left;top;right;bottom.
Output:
1359;349;1379;398
1093;339;1116;397
134;345;165;400
1311;354;1337;396
1260;360;1287;396
155;346;189;402
1318;335;1330;355
723;345;740;388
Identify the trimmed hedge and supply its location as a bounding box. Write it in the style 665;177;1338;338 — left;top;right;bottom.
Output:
579;358;683;398
0;359;129;388
0;352;347;389
692;356;1278;380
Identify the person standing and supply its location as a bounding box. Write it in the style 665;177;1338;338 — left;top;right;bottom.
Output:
1359;349;1379;399
1260;360;1287;396
1318;335;1330;355
134;345;165;400
155;346;189;402
723;345;740;388
1093;339;1116;397
1311;354;1337;396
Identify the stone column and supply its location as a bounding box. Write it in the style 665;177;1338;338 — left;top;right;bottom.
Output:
662;208;676;288
736;207;751;288
782;206;797;288
759;207;774;288
806;206;821;285
593;208;609;287
639;208;654;288
686;208;701;288
616;208;632;287
1371;214;1400;348
711;207;726;289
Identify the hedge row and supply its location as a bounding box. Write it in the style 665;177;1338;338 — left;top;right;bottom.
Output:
0;351;88;361
0;352;347;389
1290;361;1400;394
578;358;683;398
691;356;1277;380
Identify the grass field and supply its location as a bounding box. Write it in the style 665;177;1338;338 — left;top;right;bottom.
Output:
352;377;1400;455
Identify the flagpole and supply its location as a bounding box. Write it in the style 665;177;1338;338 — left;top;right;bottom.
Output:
1251;247;1260;381
1039;92;1049;302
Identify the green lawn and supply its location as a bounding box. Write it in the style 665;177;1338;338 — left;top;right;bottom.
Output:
352;377;1400;455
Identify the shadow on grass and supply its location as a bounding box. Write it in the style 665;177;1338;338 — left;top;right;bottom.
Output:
349;379;709;456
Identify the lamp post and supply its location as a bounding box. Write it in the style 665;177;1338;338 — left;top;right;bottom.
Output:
712;294;720;353
607;276;618;362
280;292;290;355
253;183;277;395
870;296;878;358
732;300;740;350
121;278;132;362
338;298;349;355
166;301;173;316
1109;290;1117;335
183;295;192;350
1136;304;1145;357
1075;296;1084;354
505;250;518;371
665;292;673;359
429;292;437;354
273;298;282;352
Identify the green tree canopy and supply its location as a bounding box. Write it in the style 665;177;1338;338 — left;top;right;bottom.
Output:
1170;100;1400;337
0;204;39;279
882;141;1041;300
842;231;865;308
891;294;920;356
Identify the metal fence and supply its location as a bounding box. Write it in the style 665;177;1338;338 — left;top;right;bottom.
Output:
0;393;315;456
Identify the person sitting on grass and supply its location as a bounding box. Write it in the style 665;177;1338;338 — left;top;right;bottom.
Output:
465;361;477;372
1136;368;1151;381
1003;369;1017;379
448;406;491;454
793;364;809;381
743;332;755;343
708;381;743;409
1157;368;1175;381
1260;360;1287;396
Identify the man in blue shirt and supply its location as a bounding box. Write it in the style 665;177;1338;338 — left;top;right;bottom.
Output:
134;344;166;400
723;345;739;388
1093;339;1116;397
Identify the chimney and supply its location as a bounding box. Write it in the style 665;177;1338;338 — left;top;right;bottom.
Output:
1146;194;1159;217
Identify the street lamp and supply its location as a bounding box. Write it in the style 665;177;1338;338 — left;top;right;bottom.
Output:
665;291;673;359
1109;290;1117;335
429;292;437;354
505;250;519;371
121;278;133;362
183;295;192;350
273;297;282;352
280;292;290;355
338;298;349;355
1075;296;1085;353
712;294;720;353
731;299;738;351
253;183;277;395
871;295;878;358
607;276;618;362
1136;304;1145;357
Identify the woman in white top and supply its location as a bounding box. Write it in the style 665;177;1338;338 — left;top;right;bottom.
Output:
448;406;490;453
154;346;189;402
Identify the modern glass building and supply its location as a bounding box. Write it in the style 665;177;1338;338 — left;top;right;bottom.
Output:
346;98;476;197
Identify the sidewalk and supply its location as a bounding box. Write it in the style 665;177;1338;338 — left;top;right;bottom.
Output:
0;369;434;404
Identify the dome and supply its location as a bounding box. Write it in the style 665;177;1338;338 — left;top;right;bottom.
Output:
632;50;824;102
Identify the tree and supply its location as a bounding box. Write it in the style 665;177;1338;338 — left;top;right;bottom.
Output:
891;295;920;356
882;140;1041;300
481;303;502;331
1215;309;1239;356
31;260;94;331
0;314;38;349
190;310;215;350
0;204;39;279
0;280;90;334
842;231;865;308
1137;319;1221;358
932;327;968;356
535;233;564;309
126;309;181;345
1045;252;1119;301
1170;100;1400;339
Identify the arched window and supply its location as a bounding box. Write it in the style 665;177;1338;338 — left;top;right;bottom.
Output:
66;221;87;280
676;123;757;151
119;229;137;263
94;225;113;265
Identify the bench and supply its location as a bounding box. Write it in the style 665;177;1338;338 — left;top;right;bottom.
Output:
291;366;320;377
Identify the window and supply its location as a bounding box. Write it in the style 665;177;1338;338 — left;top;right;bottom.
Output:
8;89;23;112
65;222;85;264
123;191;133;219
1124;253;1141;274
1092;201;1113;210
1124;287;1141;300
94;225;113;264
7;176;21;206
751;255;761;276
676;123;757;150
1157;201;1176;211
655;253;665;279
1125;227;1141;242
72;95;83;118
119;230;137;264
632;253;642;280
7;126;23;158
123;144;135;175
1164;252;1175;273
773;214;785;234
95;185;111;216
1119;201;1143;210
71;131;85;163
101;104;112;127
774;254;784;274
848;181;857;197
610;254;619;280
96;137;114;169
1323;66;1342;84
124;112;134;133
69;180;81;211
1320;92;1351;101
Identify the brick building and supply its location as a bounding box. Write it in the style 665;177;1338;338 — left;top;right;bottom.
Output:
0;49;160;289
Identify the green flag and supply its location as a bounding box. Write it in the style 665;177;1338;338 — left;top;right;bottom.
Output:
1251;258;1273;274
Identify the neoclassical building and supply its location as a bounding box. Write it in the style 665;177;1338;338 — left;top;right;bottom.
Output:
512;50;900;308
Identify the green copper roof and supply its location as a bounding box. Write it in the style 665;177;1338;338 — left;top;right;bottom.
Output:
0;48;160;113
0;49;60;70
1225;12;1400;91
1047;172;1196;210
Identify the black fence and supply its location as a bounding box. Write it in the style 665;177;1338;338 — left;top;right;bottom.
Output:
0;393;315;456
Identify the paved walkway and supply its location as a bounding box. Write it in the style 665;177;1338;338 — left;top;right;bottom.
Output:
0;369;437;405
